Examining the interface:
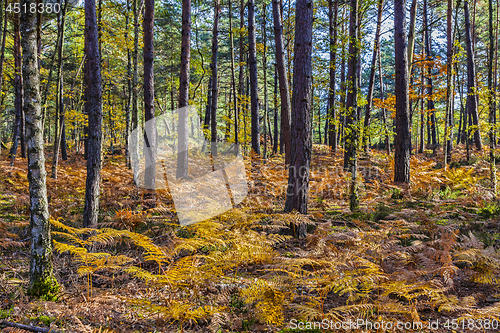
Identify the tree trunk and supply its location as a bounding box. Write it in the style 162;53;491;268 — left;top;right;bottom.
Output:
444;0;454;168
130;0;141;180
210;0;220;156
342;0;360;210
284;0;313;239
0;0;6;155
238;0;245;151
83;0;103;227
423;0;437;148
465;0;483;150
379;47;390;155
327;0;338;151
262;3;268;160
394;0;411;184
52;0;68;179
125;0;132;168
272;0;291;163
229;0;239;154
363;0;383;152
248;0;260;155
488;0;497;193
21;0;59;299
143;0;156;189
176;0;191;179
273;64;279;154
10;12;25;163
407;0;418;73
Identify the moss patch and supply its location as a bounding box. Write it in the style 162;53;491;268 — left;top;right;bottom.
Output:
27;275;59;301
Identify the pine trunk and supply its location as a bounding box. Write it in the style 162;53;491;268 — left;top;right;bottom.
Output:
465;0;483;150
249;0;260;155
272;0;291;163
210;0;220;156
284;0;313;238
394;0;411;184
177;0;191;179
83;0;103;227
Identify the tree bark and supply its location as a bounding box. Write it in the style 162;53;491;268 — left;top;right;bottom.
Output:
444;0;454;168
272;0;291;163
83;0;103;227
143;0;156;189
423;0;437;148
488;0;497;193
284;0;313;238
363;0;383;152
394;0;411;184
465;0;483;150
343;0;360;210
52;0;68;179
328;0;338;151
248;0;260;155
10;12;25;163
21;0;59;299
262;3;269;159
176;0;191;179
407;0;418;73
229;0;239;154
210;0;220;156
130;0;141;180
0;0;6;155
379;47;390;155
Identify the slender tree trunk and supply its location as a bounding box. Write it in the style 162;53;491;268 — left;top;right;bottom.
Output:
489;0;497;194
363;0;383;152
394;0;411;184
465;0;483;150
419;63;425;153
21;0;59;299
273;64;279;154
125;0;132;168
339;7;347;148
248;0;260;155
343;0;360;210
273;0;291;163
176;0;191;179
444;0;454;169
229;0;239;154
210;0;220;156
423;0;437;148
10;12;25;163
328;0;338;151
143;0;156;189
238;0;245;152
379;47;390;155
407;0;418;73
0;0;6;155
52;0;68;179
83;0;103;227
284;0;313;239
130;0;141;180
262;3;268;160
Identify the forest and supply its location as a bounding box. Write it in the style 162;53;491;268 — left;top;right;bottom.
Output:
2;0;500;331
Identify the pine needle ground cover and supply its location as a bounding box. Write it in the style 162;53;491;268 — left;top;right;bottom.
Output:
1;147;500;332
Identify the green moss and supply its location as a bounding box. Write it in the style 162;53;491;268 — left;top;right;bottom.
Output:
27;275;59;301
31;315;54;326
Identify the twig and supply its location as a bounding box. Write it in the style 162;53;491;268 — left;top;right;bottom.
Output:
0;320;63;333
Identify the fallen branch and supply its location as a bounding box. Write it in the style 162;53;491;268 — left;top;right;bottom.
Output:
0;320;63;333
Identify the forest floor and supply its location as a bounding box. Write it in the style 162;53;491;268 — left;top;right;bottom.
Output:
1;146;500;333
